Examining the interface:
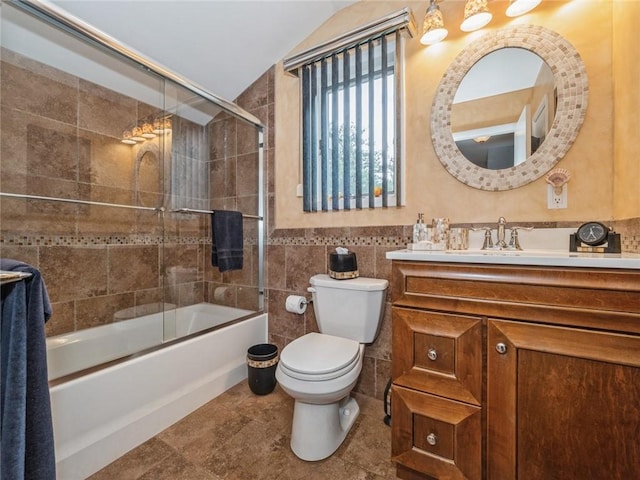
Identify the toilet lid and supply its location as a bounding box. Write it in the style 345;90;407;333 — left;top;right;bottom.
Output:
280;333;360;378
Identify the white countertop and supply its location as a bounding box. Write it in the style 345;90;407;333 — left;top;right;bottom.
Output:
386;249;640;269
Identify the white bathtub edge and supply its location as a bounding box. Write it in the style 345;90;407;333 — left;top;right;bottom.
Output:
55;362;246;480
52;312;268;480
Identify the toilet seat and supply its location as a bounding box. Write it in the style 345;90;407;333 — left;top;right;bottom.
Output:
279;333;360;382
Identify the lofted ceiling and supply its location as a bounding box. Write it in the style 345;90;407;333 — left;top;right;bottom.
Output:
52;0;357;104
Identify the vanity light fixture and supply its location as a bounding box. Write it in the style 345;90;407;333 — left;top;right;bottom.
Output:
420;0;544;46
152;116;172;135
460;0;493;32
420;0;448;45
506;0;542;17
473;135;491;143
121;129;137;145
140;122;157;139
130;126;146;142
121;117;170;145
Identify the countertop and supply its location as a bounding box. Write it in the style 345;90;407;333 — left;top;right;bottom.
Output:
385;249;640;269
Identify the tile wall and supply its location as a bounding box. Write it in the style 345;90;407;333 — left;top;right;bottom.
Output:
1;44;637;402
0;49;261;340
234;66;640;401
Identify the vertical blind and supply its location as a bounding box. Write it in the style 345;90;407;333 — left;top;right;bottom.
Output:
300;31;399;212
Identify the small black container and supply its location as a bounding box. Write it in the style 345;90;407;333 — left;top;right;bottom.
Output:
328;252;359;280
247;343;278;395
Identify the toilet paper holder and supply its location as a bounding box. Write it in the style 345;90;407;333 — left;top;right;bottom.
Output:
285;294;313;315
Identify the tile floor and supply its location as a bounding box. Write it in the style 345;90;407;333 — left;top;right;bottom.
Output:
88;381;400;479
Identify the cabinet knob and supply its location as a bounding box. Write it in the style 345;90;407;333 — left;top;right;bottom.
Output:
427;348;438;361
426;433;438;446
495;342;507;354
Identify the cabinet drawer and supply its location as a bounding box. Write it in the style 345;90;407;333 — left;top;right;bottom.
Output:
392;307;482;405
392;385;481;480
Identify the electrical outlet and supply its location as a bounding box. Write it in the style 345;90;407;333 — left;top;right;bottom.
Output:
547;184;567;209
296;184;303;197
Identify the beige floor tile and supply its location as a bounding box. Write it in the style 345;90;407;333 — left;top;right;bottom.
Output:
87;438;174;480
137;453;219;480
158;400;253;465
234;384;294;434
213;380;255;408
90;380;401;480
338;412;396;478
201;419;291;479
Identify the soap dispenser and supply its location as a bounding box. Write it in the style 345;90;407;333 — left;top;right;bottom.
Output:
412;213;428;243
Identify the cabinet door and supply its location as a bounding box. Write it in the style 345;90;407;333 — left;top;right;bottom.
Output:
392;307;483;405
488;319;640;480
392;385;482;480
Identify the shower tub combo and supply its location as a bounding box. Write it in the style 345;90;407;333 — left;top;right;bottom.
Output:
1;1;267;479
48;303;267;480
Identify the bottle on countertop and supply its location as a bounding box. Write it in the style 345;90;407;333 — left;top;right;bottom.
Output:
412;213;428;243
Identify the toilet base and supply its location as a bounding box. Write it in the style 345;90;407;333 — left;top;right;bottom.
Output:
290;396;360;461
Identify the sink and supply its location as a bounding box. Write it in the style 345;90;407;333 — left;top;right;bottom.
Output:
445;249;568;257
387;245;640;270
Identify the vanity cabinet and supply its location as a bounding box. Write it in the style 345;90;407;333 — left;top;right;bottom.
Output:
390;260;640;480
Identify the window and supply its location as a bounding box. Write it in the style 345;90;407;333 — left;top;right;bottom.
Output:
284;9;415;212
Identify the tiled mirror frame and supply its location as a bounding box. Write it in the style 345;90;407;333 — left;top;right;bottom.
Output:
430;24;589;191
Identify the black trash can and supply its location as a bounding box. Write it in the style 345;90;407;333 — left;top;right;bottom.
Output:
247;343;278;395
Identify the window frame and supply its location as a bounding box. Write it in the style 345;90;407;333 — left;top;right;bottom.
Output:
284;8;416;213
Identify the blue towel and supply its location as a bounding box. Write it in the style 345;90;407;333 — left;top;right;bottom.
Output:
1;259;55;480
211;210;244;272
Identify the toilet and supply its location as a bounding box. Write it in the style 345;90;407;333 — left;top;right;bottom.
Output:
275;274;388;461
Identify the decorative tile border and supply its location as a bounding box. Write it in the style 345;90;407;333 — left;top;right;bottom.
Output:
613;218;640;254
268;235;409;247
0;234;210;247
2;221;635;251
431;24;589;191
622;235;640;254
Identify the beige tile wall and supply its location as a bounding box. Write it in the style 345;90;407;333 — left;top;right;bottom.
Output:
234;65;640;401
2;41;637;403
0;51;226;337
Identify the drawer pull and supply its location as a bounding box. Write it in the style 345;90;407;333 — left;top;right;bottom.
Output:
426;433;438;446
427;348;438;361
495;342;507;354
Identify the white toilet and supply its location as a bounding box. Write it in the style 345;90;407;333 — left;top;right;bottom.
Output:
275;273;388;461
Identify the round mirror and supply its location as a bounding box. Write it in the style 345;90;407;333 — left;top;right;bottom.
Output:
431;25;588;191
452;48;554;170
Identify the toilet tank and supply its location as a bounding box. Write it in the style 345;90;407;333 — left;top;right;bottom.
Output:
308;274;388;343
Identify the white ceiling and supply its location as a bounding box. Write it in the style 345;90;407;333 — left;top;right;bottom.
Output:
52;0;357;103
454;47;547;103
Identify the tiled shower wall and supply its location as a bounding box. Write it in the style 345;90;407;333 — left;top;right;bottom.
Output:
235;66;640;401
0;49;260;338
206;111;262;311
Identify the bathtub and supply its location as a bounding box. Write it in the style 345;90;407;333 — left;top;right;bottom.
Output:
47;303;267;480
47;302;254;381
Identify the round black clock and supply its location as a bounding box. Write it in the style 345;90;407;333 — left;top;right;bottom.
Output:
576;221;609;246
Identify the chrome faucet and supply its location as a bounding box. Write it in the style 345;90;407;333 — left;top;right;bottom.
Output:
473;218;534;250
508;225;534;250
496;217;508;249
473;227;494;250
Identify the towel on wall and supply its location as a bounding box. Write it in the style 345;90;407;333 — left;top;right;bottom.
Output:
211;210;243;272
0;258;55;480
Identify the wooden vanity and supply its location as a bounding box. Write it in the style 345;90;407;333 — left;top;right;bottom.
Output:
387;252;640;480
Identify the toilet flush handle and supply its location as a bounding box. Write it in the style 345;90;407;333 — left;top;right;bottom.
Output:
305;287;315;303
